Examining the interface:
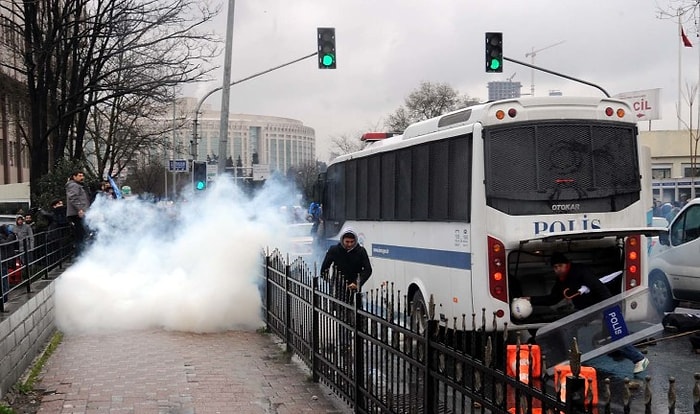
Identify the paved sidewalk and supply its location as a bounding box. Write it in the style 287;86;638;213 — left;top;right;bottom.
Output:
36;330;349;414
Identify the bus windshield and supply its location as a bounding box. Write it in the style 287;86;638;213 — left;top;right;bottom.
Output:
484;121;640;215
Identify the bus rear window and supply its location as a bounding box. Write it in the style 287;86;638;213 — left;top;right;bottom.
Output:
484;121;640;215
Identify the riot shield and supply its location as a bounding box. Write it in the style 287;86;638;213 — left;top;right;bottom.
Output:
535;287;664;374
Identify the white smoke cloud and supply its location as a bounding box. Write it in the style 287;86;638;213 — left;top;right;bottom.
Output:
54;175;300;334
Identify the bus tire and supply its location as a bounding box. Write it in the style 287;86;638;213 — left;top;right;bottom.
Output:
649;270;678;313
410;290;429;335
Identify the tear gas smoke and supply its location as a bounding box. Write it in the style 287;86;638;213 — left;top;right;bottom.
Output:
55;176;300;334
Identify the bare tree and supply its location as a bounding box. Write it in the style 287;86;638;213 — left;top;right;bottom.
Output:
385;81;481;132
127;152;167;198
676;82;700;198
329;133;365;157
0;0;221;201
294;161;322;203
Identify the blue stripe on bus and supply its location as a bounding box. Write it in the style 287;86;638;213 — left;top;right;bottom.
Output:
371;244;471;270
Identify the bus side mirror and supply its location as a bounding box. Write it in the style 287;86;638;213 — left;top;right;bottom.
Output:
658;230;670;246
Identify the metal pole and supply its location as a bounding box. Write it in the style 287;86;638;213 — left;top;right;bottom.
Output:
172;87;177;198
679;9;683;130
217;0;236;176
503;56;610;98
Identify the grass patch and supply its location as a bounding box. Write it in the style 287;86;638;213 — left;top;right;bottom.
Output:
19;331;63;393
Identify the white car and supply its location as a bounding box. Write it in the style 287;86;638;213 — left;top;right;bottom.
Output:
648;199;700;312
286;222;315;260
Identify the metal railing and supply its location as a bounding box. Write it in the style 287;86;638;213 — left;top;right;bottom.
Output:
262;249;700;414
1;225;74;312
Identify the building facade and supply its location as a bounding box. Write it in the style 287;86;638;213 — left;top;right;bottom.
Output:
174;98;315;175
0;0;30;188
639;130;700;203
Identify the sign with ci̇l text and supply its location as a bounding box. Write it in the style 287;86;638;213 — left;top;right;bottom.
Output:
613;88;661;122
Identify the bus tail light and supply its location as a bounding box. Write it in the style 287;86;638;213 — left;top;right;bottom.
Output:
487;236;508;303
624;234;641;289
605;106;626;119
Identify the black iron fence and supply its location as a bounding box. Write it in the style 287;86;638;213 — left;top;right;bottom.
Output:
262;249;700;414
1;225;74;312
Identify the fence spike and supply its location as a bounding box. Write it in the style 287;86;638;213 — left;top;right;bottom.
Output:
603;377;611;414
668;376;676;414
540;354;548;383
570;337;581;378
692;372;699;414
485;336;493;368
644;375;652;414
623;377;631;414
586;376;594;409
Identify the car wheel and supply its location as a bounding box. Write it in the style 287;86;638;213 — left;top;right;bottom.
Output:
649;270;678;313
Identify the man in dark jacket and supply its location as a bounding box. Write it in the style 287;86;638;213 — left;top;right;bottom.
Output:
320;227;372;296
528;252;649;374
65;170;91;254
320;227;372;357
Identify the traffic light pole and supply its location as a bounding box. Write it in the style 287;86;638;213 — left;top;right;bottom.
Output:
503;56;610;98
191;51;318;162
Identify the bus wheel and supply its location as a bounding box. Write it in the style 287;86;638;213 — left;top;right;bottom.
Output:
410;290;429;335
649;270;678;313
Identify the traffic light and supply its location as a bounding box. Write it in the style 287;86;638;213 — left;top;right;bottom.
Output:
485;32;503;73
193;161;207;191
317;27;336;69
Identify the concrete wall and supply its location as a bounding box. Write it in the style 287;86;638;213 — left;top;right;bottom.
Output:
0;279;55;399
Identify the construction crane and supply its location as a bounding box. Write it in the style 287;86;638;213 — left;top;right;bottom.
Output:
525;41;565;96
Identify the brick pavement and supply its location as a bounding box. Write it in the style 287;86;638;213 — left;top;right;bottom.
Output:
36;330;350;414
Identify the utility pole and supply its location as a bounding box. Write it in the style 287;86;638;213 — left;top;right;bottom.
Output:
217;0;236;176
525;41;565;96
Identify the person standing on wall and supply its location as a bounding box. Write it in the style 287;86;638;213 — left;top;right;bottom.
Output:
65;170;91;255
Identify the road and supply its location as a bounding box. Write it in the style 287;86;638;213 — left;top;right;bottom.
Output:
587;305;699;413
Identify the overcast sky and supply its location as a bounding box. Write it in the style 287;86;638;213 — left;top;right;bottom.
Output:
182;0;700;161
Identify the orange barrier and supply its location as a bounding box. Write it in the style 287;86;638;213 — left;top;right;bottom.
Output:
554;364;598;405
508;409;542;414
506;344;541;384
8;258;22;285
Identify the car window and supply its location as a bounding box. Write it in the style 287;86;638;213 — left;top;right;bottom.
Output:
683;205;700;243
670;205;700;245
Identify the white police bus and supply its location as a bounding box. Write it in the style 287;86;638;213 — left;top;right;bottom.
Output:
318;96;660;333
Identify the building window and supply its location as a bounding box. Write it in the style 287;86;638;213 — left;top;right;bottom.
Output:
652;167;672;179
682;163;700;177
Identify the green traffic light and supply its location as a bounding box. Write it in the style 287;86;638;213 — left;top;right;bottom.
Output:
321;54;335;67
196;181;206;190
490;58;501;71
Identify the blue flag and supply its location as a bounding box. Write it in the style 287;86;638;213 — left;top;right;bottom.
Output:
107;176;123;199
